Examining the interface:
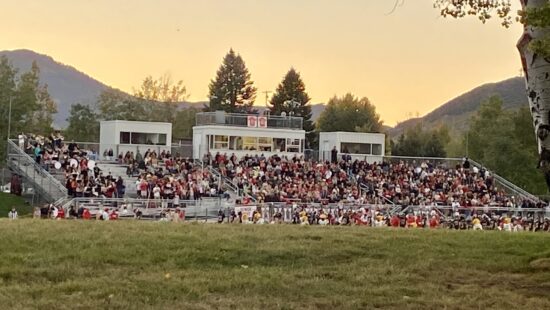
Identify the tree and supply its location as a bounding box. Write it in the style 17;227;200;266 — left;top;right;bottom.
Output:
133;73;188;123
65;103;99;142
206;49;257;113
0;56;18;165
317;93;383;133
433;0;550;189
464;96;546;194
172;107;198;140
269;68;315;147
391;124;449;158
98;89;147;121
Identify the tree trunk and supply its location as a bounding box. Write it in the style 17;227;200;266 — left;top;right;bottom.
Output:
517;0;550;190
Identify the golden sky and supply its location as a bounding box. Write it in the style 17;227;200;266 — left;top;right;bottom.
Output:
0;0;523;126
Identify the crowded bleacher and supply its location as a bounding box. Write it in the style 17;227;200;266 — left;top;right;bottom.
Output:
9;132;549;232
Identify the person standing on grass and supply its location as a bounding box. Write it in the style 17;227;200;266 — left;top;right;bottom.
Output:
8;207;18;220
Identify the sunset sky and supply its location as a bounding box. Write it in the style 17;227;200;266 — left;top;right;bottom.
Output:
0;0;523;126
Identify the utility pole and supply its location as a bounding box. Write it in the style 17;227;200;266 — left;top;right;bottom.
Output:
7;96;12;142
3;97;12;190
262;91;272;108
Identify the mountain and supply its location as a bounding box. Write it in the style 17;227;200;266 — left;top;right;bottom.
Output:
0;49;113;128
388;77;527;138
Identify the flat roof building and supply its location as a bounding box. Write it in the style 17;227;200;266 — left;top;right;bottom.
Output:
100;120;172;160
319;131;385;163
193;111;306;159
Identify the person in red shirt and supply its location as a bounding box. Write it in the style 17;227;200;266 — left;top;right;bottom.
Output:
109;210;118;220
429;215;440;229
390;215;400;228
82;208;91;220
57;208;65;219
416;215;424;228
406;213;417;228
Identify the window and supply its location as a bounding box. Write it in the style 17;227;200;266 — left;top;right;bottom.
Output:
158;134;167;145
341;143;371;154
372;143;382;156
243;137;257;150
214;135;228;149
273;138;286;152
258;137;273;152
286;138;300;153
120;132;130;144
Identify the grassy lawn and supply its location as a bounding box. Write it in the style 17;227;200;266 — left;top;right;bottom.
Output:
0;192;32;218
0;221;549;309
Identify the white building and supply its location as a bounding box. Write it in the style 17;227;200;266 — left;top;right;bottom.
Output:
193;111;305;159
319;131;385;163
99;120;172;160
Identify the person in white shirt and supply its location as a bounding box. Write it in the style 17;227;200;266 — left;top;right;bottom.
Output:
51;206;59;219
8;207;18;220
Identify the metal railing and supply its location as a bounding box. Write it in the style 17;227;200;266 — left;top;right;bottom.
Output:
196;112;303;130
6;139;68;202
59;197;226;221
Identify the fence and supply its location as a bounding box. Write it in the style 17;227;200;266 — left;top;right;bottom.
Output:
227;202;550;224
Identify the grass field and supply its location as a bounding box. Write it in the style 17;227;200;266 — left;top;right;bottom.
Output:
0;221;549;309
0;192;32;217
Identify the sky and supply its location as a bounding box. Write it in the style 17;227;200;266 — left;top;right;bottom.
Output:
0;0;523;126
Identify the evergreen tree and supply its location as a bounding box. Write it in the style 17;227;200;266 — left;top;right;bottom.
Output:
65;103;99;142
206;49;256;113
269;68;315;147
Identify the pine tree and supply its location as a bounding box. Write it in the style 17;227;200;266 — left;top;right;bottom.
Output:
206;49;256;113
269;68;314;147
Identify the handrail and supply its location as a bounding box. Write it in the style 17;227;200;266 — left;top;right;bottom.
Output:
468;158;541;203
7;139;68;200
8;140;67;191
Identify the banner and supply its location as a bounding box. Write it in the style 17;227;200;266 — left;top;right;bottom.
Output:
258;116;267;128
247;116;257;127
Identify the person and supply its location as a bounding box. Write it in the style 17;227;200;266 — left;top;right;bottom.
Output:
472;215;483;230
8;207;18;220
462;157;471;170
331;146;338;164
82;208;91;220
33;207;41;219
34;143;42;164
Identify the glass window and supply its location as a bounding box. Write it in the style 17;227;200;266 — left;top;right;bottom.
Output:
214;135;229;149
258;137;273;152
243;137;257;150
341;143;371;154
131;133;144;144
372;144;382;156
120;132;130;144
286;138;300;153
158;134;167;146
273;138;286;152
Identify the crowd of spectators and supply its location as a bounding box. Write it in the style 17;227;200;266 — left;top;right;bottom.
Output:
204;152;541;211
10;133;549;233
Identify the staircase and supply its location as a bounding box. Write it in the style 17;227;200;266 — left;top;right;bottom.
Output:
6;140;68;202
95;161;138;197
197;160;253;202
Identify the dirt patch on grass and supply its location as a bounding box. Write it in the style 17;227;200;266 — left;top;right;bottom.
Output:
530;258;550;270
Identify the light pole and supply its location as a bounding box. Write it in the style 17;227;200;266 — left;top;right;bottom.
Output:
3;96;12;191
7;96;12;141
